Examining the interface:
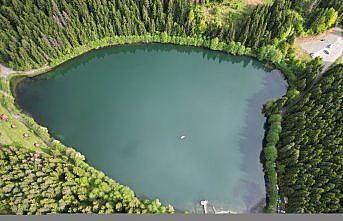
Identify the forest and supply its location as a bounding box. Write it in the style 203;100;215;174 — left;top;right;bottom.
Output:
0;145;173;214
0;0;342;214
276;64;342;213
0;0;340;70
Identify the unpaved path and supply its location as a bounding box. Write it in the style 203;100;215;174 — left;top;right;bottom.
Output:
0;63;49;78
0;64;15;77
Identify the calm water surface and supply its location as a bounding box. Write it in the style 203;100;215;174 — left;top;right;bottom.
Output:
16;44;286;213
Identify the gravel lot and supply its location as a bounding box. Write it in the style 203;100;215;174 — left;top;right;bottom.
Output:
295;27;343;69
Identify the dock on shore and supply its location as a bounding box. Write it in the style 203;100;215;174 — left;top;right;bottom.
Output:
200;200;208;214
200;200;237;214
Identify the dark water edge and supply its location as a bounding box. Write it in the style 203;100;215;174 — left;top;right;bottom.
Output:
237;69;287;213
18;43;275;81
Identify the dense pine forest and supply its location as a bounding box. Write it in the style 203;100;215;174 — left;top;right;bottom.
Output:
0;0;340;70
0;0;342;215
0;145;173;214
277;64;343;213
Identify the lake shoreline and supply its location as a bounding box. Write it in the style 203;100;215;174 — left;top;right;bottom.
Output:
3;36;289;213
6;34;287;84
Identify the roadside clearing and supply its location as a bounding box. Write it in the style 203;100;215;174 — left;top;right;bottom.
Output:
295;27;343;70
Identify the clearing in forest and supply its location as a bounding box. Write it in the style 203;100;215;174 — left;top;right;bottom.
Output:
295;27;343;69
198;0;270;25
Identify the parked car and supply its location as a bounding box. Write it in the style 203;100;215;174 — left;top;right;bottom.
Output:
324;49;330;55
326;44;334;49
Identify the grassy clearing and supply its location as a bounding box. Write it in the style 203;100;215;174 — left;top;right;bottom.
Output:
247;0;274;6
196;0;271;25
0;94;45;150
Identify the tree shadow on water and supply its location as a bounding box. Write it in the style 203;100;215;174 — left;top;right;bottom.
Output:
236;70;287;212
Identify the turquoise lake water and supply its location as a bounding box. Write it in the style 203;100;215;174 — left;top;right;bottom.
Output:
16;44;287;213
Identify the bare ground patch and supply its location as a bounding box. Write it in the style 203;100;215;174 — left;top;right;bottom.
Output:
246;0;266;6
0;64;15;77
295;27;343;69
